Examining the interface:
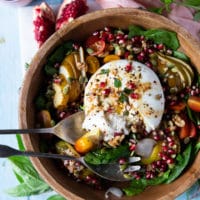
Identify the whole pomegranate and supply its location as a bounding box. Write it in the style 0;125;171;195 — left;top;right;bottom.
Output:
56;0;88;30
33;2;56;47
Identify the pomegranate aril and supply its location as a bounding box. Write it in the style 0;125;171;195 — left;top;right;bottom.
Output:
166;158;174;164
125;64;132;72
118;158;126;164
99;82;106;88
102;88;111;96
157;44;164;50
128;82;136;90
129;144;136;151
130;93;139;99
124;51;130;59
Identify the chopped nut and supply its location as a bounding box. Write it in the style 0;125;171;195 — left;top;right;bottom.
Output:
172;114;185;127
108;135;125;147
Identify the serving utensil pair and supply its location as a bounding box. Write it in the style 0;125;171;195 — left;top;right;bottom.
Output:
0;111;141;181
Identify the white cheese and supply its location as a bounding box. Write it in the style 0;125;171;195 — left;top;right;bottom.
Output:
83;60;165;141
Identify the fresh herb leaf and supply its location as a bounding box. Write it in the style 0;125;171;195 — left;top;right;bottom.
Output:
148;7;164;14
114;78;122;88
194;11;200;21
124;88;132;95
195;142;200;154
25;62;30;70
119;92;129;103
123;170;170;196
165;143;192;184
173;51;190;62
128;25;179;50
48;41;73;64
16;135;25;151
144;29;179;50
47;194;66;200
100;69;110;74
35;95;46;110
5;181;50;197
128;25;145;38
6;156;51;197
84;145;129;165
160;0;174;11
44;64;58;76
178;0;200;10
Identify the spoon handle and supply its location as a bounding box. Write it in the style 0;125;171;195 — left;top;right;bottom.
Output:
0;127;54;134
0;144;78;161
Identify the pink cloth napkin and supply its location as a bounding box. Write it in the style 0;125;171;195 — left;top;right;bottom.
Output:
95;0;200;41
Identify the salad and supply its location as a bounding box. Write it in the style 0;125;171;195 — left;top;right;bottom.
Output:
35;25;200;197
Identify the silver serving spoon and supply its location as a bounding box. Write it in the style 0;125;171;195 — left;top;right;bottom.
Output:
0;144;141;181
0;111;85;145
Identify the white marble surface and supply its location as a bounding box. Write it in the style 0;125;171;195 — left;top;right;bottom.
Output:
0;3;56;200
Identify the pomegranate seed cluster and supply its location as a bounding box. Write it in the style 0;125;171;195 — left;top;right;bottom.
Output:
91;26;172;66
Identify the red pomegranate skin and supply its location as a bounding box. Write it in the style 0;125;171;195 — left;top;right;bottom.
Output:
56;0;88;30
33;2;56;47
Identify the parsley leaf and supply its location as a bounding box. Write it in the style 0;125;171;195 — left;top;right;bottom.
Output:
100;69;110;74
114;78;122;88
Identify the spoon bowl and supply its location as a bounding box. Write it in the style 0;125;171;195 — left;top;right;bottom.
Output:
0;111;85;144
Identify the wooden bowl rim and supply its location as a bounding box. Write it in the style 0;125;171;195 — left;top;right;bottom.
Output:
19;8;200;200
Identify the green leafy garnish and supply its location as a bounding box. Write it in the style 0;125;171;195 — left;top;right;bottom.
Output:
84;145;129;165
5;156;51;196
173;51;190;62
114;78;122;88
123;88;132;95
128;25;179;50
160;0;174;11
25;62;30;70
44;64;58;76
194;11;200;21
119;92;129;103
123;170;170;196
44;41;73;76
100;69;110;74
48;41;73;64
195;142;200;154
35;95;46;110
165;143;192;184
180;0;200;10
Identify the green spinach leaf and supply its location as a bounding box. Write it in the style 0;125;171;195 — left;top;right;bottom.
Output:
128;25;145;37
144;29;179;50
84;145;129;165
128;25;180;50
45;41;73;76
165;143;192;184
123;170;170;196
48;41;73;64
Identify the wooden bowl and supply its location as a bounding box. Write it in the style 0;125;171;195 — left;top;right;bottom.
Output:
19;8;200;200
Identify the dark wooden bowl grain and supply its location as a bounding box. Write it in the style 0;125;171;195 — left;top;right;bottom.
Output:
19;8;200;200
